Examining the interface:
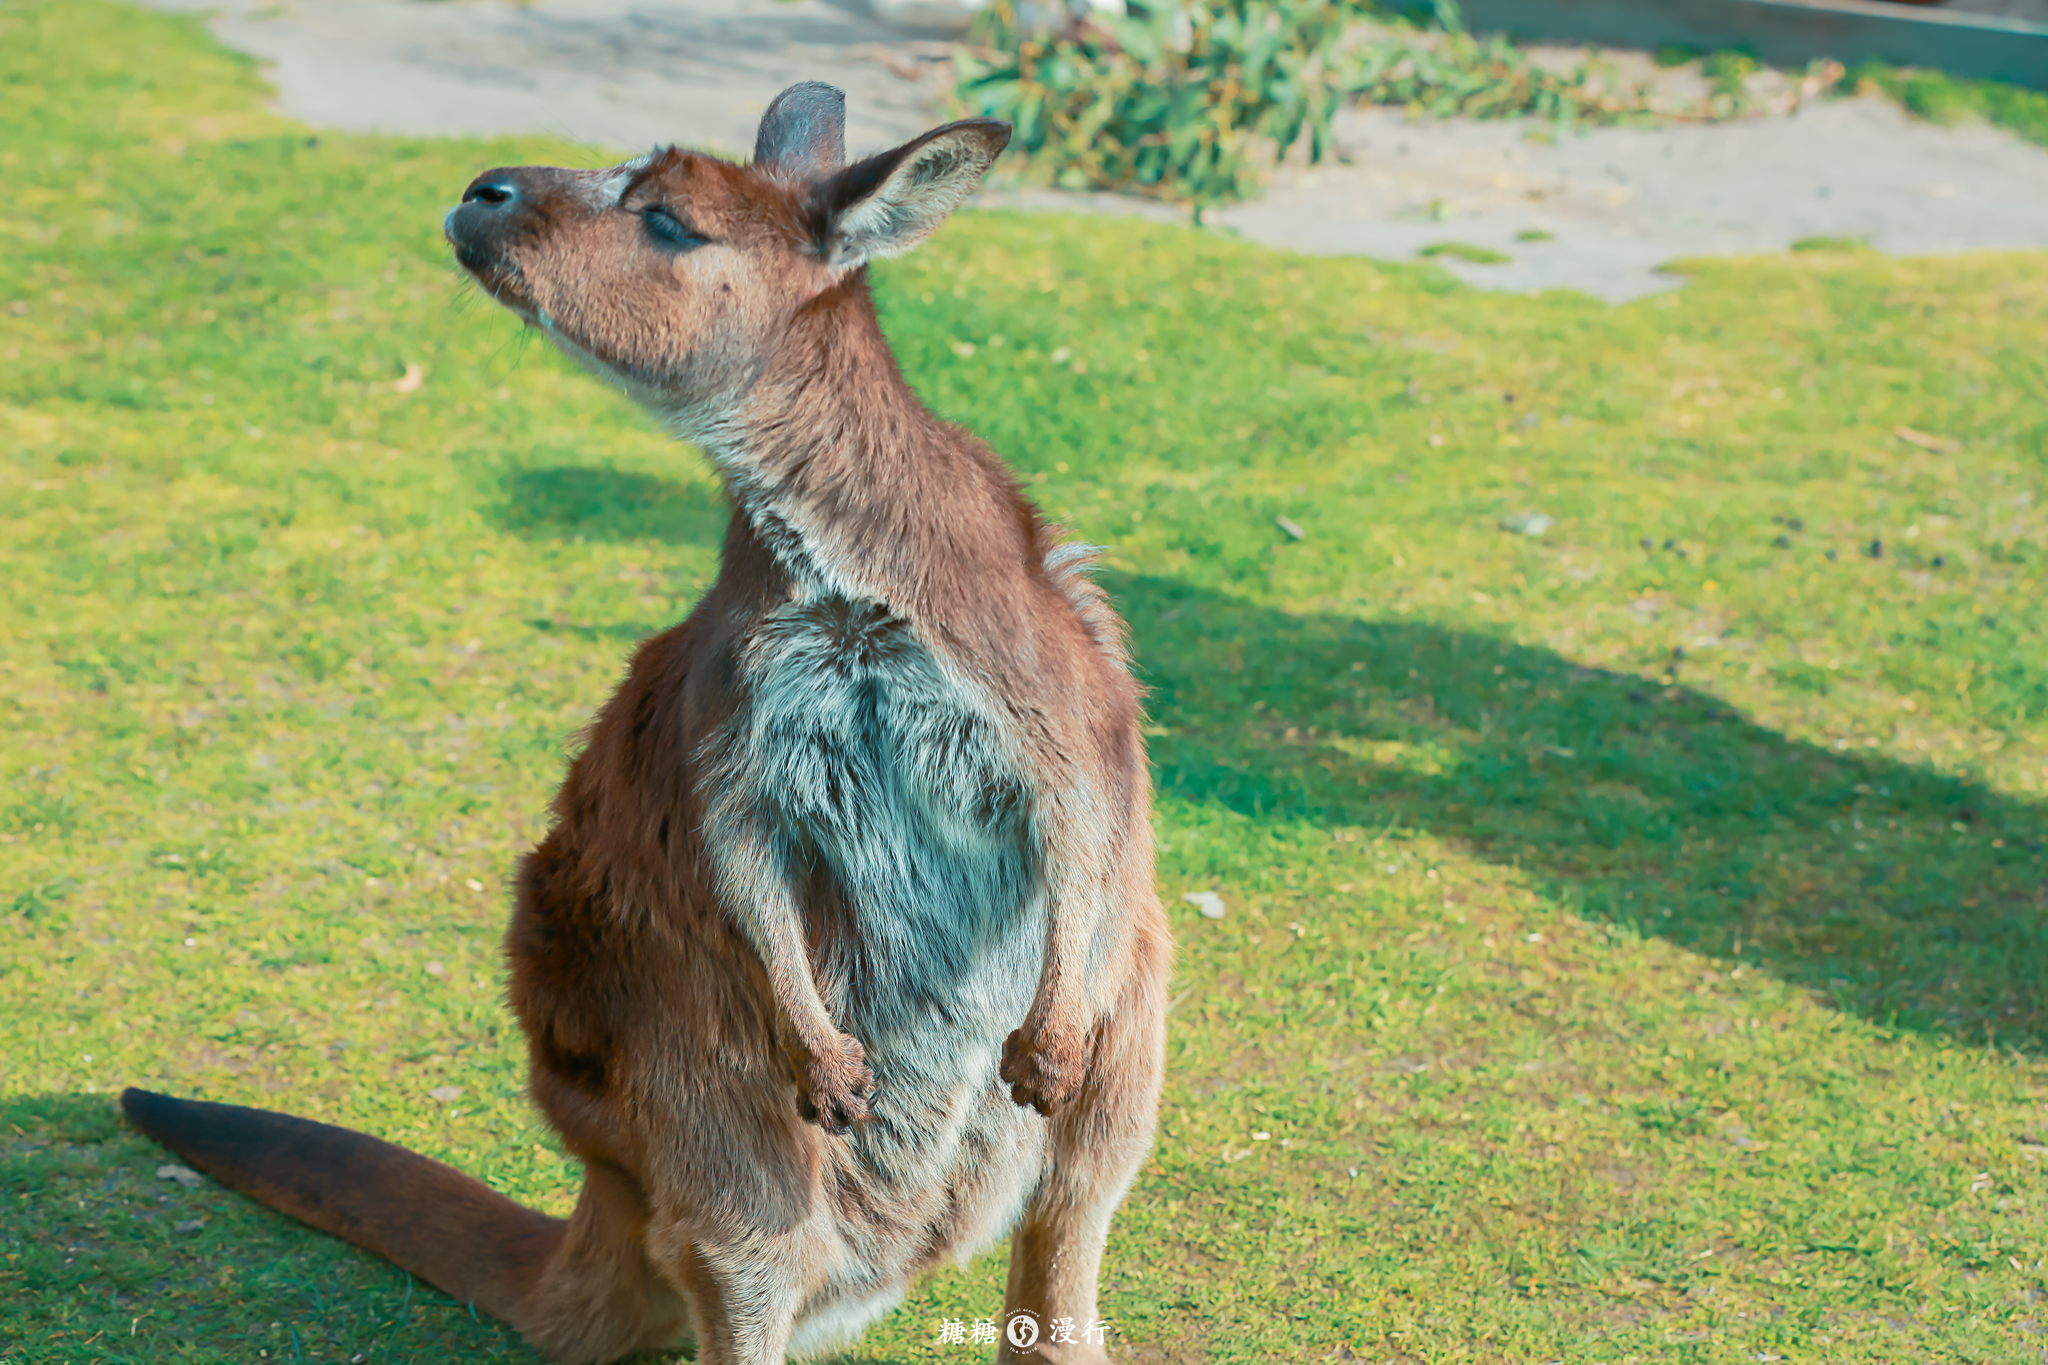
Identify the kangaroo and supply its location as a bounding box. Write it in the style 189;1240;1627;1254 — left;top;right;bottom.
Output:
121;84;1170;1365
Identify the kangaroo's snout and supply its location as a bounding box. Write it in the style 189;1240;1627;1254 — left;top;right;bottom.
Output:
445;168;527;254
443;166;578;291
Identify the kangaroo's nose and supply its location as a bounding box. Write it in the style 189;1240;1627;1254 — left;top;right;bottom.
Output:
463;178;519;208
448;165;573;278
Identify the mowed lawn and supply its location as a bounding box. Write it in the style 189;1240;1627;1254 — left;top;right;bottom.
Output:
5;3;2048;1362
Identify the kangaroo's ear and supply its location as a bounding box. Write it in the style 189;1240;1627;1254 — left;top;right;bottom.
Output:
754;81;846;180
816;119;1011;272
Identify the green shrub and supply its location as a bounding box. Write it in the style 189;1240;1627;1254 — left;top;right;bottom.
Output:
952;0;1367;208
1699;47;1760;117
953;0;1657;208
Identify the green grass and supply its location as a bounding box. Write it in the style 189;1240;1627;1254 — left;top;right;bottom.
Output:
5;2;2048;1362
1790;236;1873;255
1419;242;1512;264
1514;228;1555;244
1849;63;2048;151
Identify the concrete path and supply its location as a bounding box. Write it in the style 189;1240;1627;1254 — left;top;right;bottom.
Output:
137;0;2048;301
137;0;951;158
1216;97;2048;299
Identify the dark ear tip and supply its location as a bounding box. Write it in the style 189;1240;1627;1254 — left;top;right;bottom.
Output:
945;118;1012;157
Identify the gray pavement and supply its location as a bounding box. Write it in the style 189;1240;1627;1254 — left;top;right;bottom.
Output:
137;0;950;157
1215;97;2048;300
137;0;2048;301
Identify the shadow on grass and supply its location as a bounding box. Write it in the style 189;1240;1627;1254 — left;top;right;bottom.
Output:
496;465;725;546
1119;573;2048;1049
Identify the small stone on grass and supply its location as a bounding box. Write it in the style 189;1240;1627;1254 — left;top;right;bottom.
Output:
1895;425;1960;454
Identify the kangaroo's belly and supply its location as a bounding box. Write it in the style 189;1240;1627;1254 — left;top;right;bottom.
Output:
728;592;1050;1284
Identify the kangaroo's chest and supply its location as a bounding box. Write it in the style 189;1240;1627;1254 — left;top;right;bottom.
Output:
730;593;1042;1047
740;595;1021;866
725;594;1050;1269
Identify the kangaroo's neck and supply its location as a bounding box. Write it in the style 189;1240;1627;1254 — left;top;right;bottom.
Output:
702;275;1031;616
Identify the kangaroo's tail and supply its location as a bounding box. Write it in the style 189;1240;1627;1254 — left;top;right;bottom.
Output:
120;1087;564;1322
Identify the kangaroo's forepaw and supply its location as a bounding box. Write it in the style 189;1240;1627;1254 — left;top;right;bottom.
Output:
795;1034;875;1134
999;1024;1086;1115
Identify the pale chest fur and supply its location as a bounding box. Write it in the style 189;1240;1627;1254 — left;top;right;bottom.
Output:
707;590;1053;1310
720;590;1046;1082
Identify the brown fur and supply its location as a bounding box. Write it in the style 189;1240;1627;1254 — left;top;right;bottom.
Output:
123;89;1169;1365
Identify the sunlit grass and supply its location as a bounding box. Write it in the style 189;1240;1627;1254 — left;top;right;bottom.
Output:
4;3;2048;1362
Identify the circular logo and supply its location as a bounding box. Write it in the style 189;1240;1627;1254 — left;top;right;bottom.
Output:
1005;1314;1041;1350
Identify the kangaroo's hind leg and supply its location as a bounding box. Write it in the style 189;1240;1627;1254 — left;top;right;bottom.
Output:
999;908;1170;1364
517;1159;690;1364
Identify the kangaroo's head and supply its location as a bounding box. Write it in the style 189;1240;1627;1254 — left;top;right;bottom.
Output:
442;83;1009;443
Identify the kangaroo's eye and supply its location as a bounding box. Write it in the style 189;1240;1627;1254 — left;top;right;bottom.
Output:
642;205;709;251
